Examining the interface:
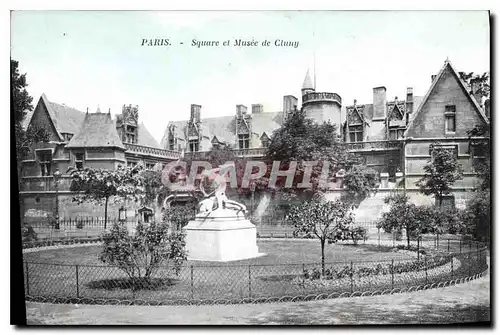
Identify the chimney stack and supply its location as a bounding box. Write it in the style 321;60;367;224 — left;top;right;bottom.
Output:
190;104;201;123
372;86;387;120
251;104;263;114
236;104;247;118
283;95;298;114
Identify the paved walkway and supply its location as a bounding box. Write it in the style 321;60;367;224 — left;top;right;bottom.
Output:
26;271;490;325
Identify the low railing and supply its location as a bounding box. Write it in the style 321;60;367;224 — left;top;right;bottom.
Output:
22;237;488;305
345;140;403;151
124;143;182;159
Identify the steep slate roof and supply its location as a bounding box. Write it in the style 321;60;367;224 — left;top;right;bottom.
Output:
137;122;161;148
66;112;125;149
405;59;490;137
162;111;285;148
25;94;87;140
28;95;161;148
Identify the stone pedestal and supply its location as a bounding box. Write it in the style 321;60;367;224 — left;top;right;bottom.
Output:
183;209;261;262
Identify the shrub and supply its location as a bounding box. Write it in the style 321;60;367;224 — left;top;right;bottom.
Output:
21;225;38;242
347;226;368;245
100;221;187;290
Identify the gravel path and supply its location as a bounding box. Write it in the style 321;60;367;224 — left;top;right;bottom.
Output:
26;269;490;325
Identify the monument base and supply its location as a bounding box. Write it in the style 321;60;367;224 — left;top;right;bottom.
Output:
183;209;260;262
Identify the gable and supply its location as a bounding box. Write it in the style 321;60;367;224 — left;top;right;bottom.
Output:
406;63;488;138
28;98;62;142
388;103;404;121
347;107;363;125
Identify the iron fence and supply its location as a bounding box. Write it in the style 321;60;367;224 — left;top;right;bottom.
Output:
22;237;488;305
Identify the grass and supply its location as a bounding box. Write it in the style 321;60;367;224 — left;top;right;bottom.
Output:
23;239;486;303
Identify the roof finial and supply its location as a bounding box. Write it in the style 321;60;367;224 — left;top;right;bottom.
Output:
353;99;357;106
86;107;89;114
445;56;450;63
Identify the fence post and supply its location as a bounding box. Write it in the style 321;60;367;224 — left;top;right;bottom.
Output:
76;265;80;298
378;228;380;246
417;238;420;261
459;239;462;253
451;255;454;280
25;262;30;296
350;261;354;293
424;257;428;284
391;259;394;290
248;265;252;298
190;265;194;300
447;239;450;252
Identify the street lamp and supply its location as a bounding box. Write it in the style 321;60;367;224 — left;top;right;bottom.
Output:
53;168;62;230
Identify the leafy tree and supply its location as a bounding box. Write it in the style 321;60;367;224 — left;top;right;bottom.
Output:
467;124;490;192
416;142;464;208
459;71;490;99
461;190;490;242
68;165;137;229
12;59;49;161
287;196;354;276
345;226;368;245
343;165;379;206
264;109;371;223
100;221;187;290
378;194;431;247
163;204;196;231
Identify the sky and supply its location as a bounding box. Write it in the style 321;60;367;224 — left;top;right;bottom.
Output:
10;10;490;144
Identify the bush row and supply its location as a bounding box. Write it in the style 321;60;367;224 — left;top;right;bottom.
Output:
303;256;452;280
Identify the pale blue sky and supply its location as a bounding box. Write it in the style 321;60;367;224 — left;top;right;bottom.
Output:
11;11;490;143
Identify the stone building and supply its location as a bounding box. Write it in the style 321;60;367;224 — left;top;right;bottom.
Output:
19;59;490;224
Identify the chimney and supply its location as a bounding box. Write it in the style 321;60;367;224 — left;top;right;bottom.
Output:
406;87;414;119
236;104;247;118
372;86;387;120
190;104;201;123
252;104;263;114
283;95;298;113
431;75;437;83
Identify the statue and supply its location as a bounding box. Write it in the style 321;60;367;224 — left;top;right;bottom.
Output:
197;164;246;217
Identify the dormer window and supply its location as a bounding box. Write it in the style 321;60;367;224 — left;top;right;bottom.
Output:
189;139;199;152
348;125;363;142
238;134;250;149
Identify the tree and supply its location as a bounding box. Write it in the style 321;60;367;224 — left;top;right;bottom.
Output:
287;196;354;276
462;190;490;242
265;109;367;209
467;124;490;192
68;165;137;229
459;71;490;99
378;194;433;247
163;204;196;231
99;220;187;290
12;59;49;161
343;165;379;206
416;143;463;208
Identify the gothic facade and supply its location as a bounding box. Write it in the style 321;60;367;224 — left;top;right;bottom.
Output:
19;59;490;222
